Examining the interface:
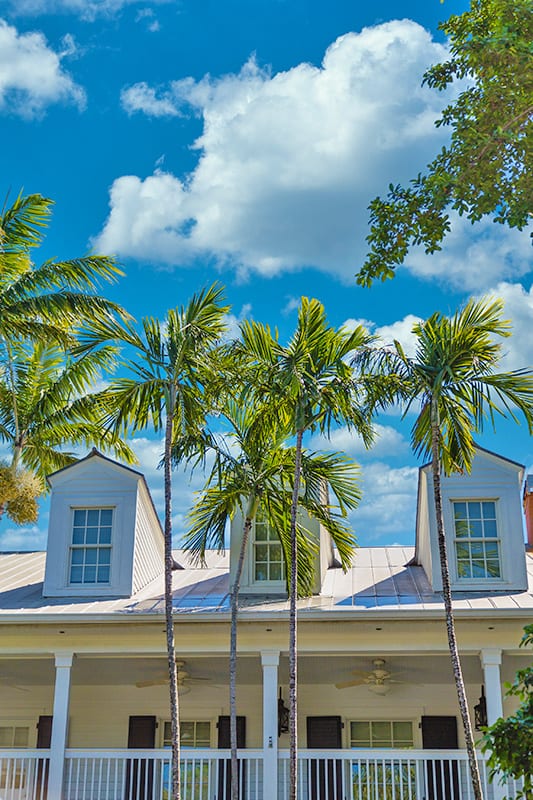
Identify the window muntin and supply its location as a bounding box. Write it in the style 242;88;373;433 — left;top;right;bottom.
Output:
163;721;211;748
350;720;414;748
253;515;285;582
453;501;501;579
69;508;113;585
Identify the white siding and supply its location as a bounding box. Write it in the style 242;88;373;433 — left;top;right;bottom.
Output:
131;486;164;595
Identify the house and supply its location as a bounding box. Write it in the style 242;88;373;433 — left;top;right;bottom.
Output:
0;446;532;800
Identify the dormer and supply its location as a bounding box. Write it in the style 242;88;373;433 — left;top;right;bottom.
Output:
414;446;527;592
43;450;164;598
229;502;337;597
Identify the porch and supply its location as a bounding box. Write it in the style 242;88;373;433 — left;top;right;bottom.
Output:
0;747;523;800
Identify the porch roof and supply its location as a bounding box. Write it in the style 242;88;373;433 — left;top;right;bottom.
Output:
1;546;532;620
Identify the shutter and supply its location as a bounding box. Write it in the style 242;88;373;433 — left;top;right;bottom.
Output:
217;716;246;800
421;716;459;800
36;716;53;800
306;717;342;800
125;716;156;800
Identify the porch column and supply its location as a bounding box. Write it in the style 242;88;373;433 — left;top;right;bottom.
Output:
480;649;505;800
48;651;74;799
261;650;279;796
480;648;503;724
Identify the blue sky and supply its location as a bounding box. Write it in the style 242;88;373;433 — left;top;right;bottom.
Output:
0;0;532;551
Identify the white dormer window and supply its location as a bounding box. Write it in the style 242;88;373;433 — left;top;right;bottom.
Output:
253;515;285;583
453;500;501;579
69;508;113;585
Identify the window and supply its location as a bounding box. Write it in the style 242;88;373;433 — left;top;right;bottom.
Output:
0;725;29;748
163;721;211;749
69;508;113;585
253;515;285;582
350;720;414;748
453;501;501;579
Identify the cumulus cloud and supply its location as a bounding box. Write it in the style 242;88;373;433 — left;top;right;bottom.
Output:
482;282;533;372
309;423;409;460
349;462;419;542
406;213;533;292
0;523;47;551
121;82;180;117
8;0;171;21
0;19;85;117
97;20;463;275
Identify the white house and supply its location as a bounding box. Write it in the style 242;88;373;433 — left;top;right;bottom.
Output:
0;446;531;800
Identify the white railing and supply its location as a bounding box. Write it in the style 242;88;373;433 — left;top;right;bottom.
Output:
63;749;263;800
0;748;524;800
0;749;49;800
280;749;524;800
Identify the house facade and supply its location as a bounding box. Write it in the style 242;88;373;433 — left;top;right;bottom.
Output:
0;447;531;800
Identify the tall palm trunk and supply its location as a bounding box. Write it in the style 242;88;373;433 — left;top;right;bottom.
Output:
230;496;260;800
289;429;303;800
430;399;484;800
164;404;181;800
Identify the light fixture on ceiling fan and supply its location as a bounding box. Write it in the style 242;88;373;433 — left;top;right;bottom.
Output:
335;658;404;694
135;660;211;693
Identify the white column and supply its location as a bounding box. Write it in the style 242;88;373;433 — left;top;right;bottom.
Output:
261;650;279;797
480;648;503;724
48;652;74;800
480;649;505;800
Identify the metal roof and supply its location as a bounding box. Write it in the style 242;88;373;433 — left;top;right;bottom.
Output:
1;547;533;620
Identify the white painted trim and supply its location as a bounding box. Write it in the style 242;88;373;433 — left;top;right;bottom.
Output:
48;651;74;799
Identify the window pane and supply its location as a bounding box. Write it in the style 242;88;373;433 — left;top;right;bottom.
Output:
72;528;85;545
84;565;96;582
255;565;268;581
196;722;210;745
483;519;497;538
85;548;97;565
255;545;268;561
100;527;112;544
99;548;111;565
467;502;481;519
469;520;483;538
455;520;470;538
482;502;496;518
350;722;370;744
472;560;487;578
97;566;110;583
0;727;13;747
484;542;499;560
486;560;501;577
457;561;471;578
70;566;83;583
181;722;195;744
372;722;391;743
393;722;413;743
13;727;29;747
100;509;113;525
255;523;268;541
86;527;98;544
73;510;86;525
87;509;100;526
71;549;84;565
269;563;282;580
454;502;467;520
470;541;484;557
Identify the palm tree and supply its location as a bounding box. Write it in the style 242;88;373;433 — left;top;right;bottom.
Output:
355;297;533;800
239;299;375;800
100;285;229;800
183;397;361;800
0;339;136;523
0;192;127;347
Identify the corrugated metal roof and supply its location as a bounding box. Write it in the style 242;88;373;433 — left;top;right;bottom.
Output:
0;547;532;618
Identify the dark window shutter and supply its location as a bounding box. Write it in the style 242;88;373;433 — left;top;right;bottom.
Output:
306;717;342;800
36;716;52;800
421;716;459;800
127;716;156;748
217;716;246;748
37;716;53;749
217;716;246;799
306;716;342;748
126;716;156;800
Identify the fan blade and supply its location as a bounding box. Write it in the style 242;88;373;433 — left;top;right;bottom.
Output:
335;678;366;689
136;678;168;688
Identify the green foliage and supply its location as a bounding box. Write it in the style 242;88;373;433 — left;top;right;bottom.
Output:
481;625;533;800
355;296;533;475
358;0;533;285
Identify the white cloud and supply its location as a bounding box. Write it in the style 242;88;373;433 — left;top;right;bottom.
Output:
345;313;422;357
0;19;85;117
310;423;409;460
482;282;533;372
8;0;171;21
0;523;47;551
121;82;180;117
406;213;533;292
349;462;419;542
97;20;462;275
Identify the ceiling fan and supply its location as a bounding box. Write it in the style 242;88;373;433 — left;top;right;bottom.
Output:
136;661;211;694
335;659;403;695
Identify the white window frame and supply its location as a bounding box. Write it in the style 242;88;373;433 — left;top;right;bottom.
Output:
250;514;286;587
68;507;114;586
0;721;32;748
452;499;502;582
161;719;213;749
348;719;415;749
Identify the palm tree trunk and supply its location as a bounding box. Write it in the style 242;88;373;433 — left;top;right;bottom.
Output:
430;400;484;800
230;501;259;800
164;406;181;800
289;429;303;800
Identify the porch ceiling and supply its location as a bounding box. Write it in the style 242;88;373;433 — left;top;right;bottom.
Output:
0;653;529;689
